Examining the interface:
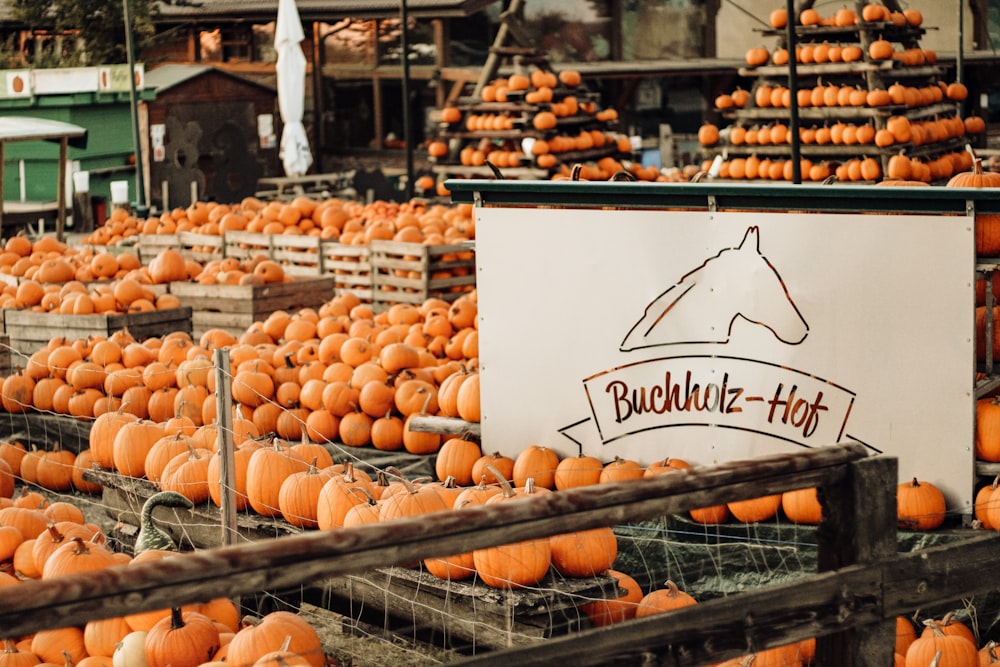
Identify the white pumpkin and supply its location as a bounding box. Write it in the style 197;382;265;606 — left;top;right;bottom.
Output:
113;630;149;667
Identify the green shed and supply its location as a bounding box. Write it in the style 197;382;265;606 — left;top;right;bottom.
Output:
0;64;153;227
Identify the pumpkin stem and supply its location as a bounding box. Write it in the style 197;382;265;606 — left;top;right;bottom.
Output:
61;649;73;667
347;486;377;506
2;639;16;654
486;463;516;498
930;649;942;667
664;579;682;597
922;619;947;637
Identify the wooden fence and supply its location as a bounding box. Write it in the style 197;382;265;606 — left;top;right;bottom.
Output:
1;443;996;665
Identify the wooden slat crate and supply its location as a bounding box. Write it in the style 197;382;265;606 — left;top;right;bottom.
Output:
271;234;323;277
136;233;179;264
168;276;335;339
0;334;11;377
223;230;272;265
320;241;372;302
3;307;193;356
369;240;475;308
137;232;223;264
178;231;225;264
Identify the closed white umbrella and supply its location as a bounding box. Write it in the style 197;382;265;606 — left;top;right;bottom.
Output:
275;0;313;177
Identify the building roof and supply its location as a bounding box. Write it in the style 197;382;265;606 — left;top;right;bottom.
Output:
150;0;500;23
144;63;276;94
0;116;87;148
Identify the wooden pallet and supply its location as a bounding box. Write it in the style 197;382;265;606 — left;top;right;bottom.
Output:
318;566;616;650
2;307;193;356
370;240;476;308
168;277;335;339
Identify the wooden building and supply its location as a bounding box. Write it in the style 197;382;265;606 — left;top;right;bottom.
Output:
144;64;281;210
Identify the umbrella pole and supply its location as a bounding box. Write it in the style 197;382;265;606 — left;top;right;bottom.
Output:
400;0;414;200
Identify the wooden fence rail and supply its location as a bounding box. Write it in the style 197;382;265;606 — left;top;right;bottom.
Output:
2;443;990;665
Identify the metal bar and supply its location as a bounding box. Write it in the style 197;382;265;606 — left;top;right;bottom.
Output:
445;180;1000;215
786;0;801;183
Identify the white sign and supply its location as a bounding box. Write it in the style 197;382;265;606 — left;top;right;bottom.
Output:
475;207;975;509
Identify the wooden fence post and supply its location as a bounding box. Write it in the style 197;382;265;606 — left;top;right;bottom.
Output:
815;455;898;665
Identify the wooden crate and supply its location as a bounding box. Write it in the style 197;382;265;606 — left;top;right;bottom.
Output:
223;230;272;265
270;234;324;277
2;307;193;356
169;276;335;339
369;240;475;308
137;232;223;265
0;334;10;377
320;240;372;302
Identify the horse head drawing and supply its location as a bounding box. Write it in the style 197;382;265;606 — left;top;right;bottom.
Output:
620;226;808;351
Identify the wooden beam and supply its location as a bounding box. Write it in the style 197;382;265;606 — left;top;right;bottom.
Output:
0;444;867;636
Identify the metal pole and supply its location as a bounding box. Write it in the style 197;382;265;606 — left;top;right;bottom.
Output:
785;0;801;184
400;0;414;200
957;0;965;86
123;0;148;214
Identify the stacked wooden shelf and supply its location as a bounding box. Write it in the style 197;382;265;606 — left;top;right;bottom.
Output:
706;0;972;182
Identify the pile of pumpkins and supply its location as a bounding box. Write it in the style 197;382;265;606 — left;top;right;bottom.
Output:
78;196;475;251
0;489;325;667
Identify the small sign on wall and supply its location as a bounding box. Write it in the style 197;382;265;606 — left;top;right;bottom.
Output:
475;206;975;509
151;124;166;162
258;114;276;149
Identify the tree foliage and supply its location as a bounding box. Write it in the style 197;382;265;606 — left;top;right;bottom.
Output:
11;0;156;66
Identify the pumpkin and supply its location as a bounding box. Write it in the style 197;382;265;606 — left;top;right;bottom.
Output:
470;451;515;484
897;478;947;530
144;608;221;667
598;456;644;483
0;637;40;667
698;122;720;146
896;615;918;656
245;438;309;517
512;444;560;489
728;494;782;523
159;443;214;504
634;580;697;618
553;454;604;490
276;460;335;529
977;398;1000;461
578;569;643;627
31;627;86;665
434;437;481;486
472;473;552;589
112;419;165;478
781;487;822;524
550;526;618;577
41;535;119;579
226;611;324;667
975;477;999;529
84;616;133;658
147;248;188;284
905;619;977;665
689;503;731;525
